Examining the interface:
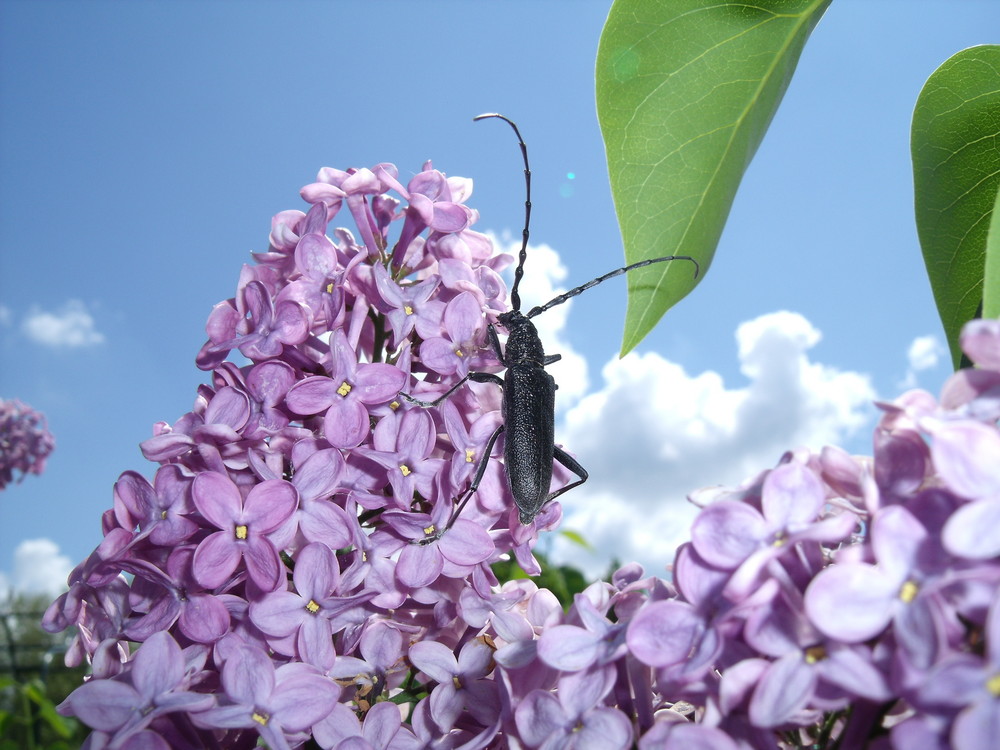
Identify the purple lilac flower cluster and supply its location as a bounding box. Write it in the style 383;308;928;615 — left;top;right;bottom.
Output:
45;154;1000;749
1;397;55;491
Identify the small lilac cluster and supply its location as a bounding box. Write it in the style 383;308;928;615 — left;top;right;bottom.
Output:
45;154;1000;750
0;397;55;491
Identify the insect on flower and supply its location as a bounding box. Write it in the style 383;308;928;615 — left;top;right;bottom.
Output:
403;114;699;531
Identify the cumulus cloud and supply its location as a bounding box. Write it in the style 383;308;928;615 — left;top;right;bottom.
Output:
899;334;946;389
908;335;944;371
547;311;876;578
0;538;72;599
22;299;104;348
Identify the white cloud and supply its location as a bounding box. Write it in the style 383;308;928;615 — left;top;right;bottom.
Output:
22;299;104;348
547;310;876;578
898;334;945;389
907;335;944;371
0;538;72;599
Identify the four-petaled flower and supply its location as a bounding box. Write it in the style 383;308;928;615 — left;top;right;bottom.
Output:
191;471;298;591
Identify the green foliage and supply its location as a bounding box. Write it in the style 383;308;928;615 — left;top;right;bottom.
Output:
912;45;1000;367
0;594;88;749
986;184;1000;320
596;0;832;353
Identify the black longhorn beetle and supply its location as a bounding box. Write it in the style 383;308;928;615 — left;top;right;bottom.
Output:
402;113;699;530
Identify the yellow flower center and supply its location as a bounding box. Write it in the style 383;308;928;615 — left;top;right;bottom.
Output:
455;349;464;357
804;645;826;664
337;381;352;397
987;672;1000;697
389;400;400;411
306;599;320;614
465;449;475;463
235;525;248;540
400;464;411;476
252;711;269;726
424;525;436;536
899;580;919;604
404;305;414;315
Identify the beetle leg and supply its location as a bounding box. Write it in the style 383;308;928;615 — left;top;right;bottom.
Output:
546;445;588;503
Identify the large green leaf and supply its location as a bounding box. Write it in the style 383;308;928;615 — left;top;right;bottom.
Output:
985;183;1000;320
912;45;1000;369
597;0;832;353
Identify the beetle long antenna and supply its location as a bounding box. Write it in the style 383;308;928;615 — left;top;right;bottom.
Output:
474;113;530;313
526;255;700;319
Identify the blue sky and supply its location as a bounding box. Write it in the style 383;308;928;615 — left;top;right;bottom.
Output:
1;0;997;588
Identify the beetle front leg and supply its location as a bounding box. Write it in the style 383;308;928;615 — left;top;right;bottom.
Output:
400;371;504;408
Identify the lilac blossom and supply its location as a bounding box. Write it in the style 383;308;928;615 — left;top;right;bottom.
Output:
48;149;1000;749
193;642;340;750
191;471;298;591
57;631;213;744
0;397;55;490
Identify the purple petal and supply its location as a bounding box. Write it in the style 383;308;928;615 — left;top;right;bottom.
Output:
576;706;633;750
442;292;482;342
690;500;767;569
353;363;407;405
360;621;405;671
943;498;1000;558
270;664;341;730
61;679;138;731
294;232;339;278
438;519;494;566
928;419;1000;499
298;500;353;549
243;534;284;591
286;376;338;415
293;448;345;502
961;317;1000;369
428;680;463;730
324;397;370;449
410;640;459;684
626;600;705;669
396;543;443;588
250;591;306;637
363;701;402;748
132;631;183;701
192;471;242;529
297;615;336;670
192;531;241;588
293;542;339;601
178;593;231;643
953;696;1000;750
762;461;824;528
515;690;565;746
537;624;601;671
204;386;251;431
804;563;897;642
221;644;275;706
456;638;495;679
244;479;298;532
748;652;816;728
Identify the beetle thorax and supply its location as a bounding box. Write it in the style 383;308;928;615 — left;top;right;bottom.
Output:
498;310;545;365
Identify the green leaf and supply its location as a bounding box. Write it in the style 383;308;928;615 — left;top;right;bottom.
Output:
597;0;832;353
559;529;593;550
985;183;1000;319
912;45;1000;368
